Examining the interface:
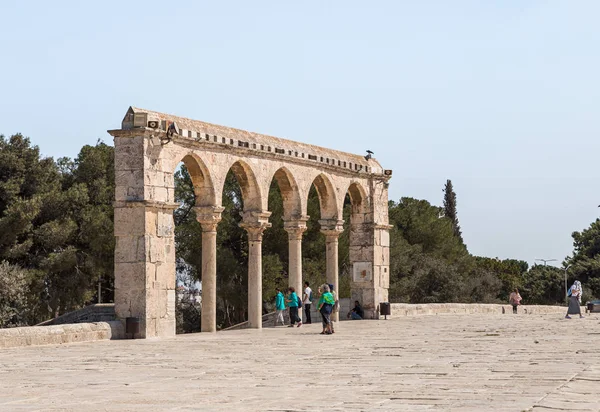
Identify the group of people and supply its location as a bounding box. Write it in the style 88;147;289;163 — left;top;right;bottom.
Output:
274;281;318;329
509;280;585;319
274;281;364;334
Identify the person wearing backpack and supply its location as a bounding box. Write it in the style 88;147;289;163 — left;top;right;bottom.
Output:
285;287;302;327
303;281;313;324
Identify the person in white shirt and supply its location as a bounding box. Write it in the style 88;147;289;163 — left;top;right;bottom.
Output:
302;281;312;324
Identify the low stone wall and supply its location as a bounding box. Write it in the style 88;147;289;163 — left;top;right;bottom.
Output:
390;303;570;317
0;321;124;349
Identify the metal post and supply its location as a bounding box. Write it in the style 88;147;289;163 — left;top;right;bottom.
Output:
98;280;102;304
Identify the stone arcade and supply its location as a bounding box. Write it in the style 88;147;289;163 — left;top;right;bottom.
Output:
108;107;391;338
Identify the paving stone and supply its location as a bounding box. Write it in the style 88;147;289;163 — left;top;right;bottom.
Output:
1;313;599;411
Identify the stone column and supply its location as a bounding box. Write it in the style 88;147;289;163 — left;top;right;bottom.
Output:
284;218;308;298
320;219;344;322
195;206;224;333
240;211;271;329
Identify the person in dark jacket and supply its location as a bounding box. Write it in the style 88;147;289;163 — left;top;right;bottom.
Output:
347;301;364;320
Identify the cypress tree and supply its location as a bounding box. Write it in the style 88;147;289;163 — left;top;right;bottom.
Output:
443;179;463;244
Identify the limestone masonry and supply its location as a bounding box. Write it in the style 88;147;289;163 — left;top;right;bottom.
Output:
108;107;392;338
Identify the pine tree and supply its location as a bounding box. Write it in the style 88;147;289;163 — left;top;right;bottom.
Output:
443;179;463;244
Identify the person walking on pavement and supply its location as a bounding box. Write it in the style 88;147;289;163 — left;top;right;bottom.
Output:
285;287;302;327
303;281;312;324
275;288;286;326
508;288;522;314
565;280;584;319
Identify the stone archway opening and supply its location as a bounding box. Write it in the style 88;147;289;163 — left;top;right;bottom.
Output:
264;168;305;318
172;155;219;333
224;160;269;329
172;161;202;334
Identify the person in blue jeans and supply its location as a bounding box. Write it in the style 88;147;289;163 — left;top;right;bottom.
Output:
285;287;302;327
347;301;364;320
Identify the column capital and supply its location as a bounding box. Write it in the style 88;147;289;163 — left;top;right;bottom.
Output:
319;219;344;238
195;206;225;232
240;210;272;241
284;216;309;240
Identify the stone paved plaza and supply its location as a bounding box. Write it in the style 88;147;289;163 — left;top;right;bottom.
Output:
1;313;599;412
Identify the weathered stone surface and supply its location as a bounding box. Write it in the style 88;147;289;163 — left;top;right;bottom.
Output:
1;313;599;411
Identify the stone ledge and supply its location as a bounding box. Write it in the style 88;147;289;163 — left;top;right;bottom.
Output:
390;303;571;317
0;321;124;349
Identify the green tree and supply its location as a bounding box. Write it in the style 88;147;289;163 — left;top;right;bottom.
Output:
0;261;29;328
566;218;600;298
521;264;564;305
387;197;470;302
442;179;464;245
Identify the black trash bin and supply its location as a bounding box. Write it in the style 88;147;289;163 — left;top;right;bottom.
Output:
380;302;391;319
126;317;140;339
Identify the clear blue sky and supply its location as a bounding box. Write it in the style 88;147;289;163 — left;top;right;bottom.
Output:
1;1;598;267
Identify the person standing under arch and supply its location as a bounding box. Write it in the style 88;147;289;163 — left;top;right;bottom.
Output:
303;281;312;324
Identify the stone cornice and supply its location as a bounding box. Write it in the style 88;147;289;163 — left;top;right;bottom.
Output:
108;127;391;180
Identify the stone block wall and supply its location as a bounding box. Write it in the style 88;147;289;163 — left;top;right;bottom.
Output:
0;322;124;349
390;303;570;317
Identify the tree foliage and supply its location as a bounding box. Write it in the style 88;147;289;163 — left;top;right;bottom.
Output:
0;261;29;328
565;218;600;299
442;179;463;245
0;134;114;324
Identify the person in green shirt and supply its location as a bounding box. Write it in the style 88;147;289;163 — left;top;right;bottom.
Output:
285;287;302;327
275;288;286;326
317;284;335;334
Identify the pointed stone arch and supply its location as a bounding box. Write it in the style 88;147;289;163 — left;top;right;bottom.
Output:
270;167;303;221
344;181;370;226
311;173;339;221
179;153;216;207
225;159;263;212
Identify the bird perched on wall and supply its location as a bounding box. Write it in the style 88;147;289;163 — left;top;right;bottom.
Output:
167;122;178;138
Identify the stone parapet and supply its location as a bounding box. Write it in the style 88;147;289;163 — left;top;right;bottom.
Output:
390;303;570;317
0;321;124;349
